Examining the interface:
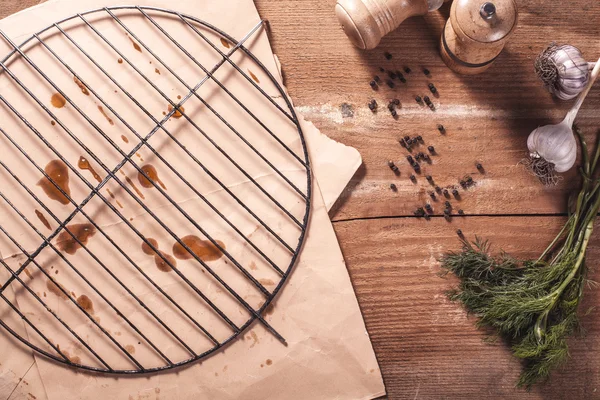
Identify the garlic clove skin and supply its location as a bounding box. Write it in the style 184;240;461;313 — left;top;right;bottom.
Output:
527;122;577;173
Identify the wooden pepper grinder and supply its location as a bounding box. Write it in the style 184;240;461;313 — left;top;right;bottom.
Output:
441;0;518;74
335;0;448;50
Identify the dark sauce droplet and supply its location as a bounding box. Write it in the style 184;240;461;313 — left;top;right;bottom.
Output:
155;252;176;272
73;76;89;96
121;135;129;143
248;70;260;83
35;210;52;230
76;294;94;313
138;164;166;190
167;104;185;119
78;156;102;183
50;120;56;126
129;37;142;52
220;38;231;48
117;58;123;64
124;176;145;199
37;160;70;205
172;235;225;262
51;93;66;108
141;238;159;255
57;224;97;255
97;106;114;125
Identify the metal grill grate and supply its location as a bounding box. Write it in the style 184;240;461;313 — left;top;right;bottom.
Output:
0;6;311;374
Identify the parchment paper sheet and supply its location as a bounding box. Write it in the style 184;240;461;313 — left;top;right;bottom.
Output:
0;1;383;399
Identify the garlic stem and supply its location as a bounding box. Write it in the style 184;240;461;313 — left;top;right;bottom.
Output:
565;56;600;127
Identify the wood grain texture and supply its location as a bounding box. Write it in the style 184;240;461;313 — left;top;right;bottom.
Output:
1;0;600;399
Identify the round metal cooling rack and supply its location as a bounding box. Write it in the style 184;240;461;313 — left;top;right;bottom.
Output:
0;6;311;374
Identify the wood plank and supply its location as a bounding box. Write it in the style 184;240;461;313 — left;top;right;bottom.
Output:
335;216;600;399
255;0;600;220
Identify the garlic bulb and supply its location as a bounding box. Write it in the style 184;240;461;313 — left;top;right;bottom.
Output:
526;56;600;184
427;0;444;11
535;44;593;101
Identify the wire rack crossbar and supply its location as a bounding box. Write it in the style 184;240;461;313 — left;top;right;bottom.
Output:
0;7;312;374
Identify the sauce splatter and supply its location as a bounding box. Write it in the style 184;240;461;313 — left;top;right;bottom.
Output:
106;189;116;199
50;121;56;126
73;76;89;96
121;135;129;143
125;345;136;354
76;295;94;313
24;268;33;279
37;160;70;205
78;156;102;183
167;104;185;118
129;37;142;52
220;38;231;48
141;238;159;255
117;58;123;64
172;236;225;262
265;359;273;366
56;224;97;255
97;105;114;125
249;261;258;271
138;164;166;190
259;278;275;286
35;210;52;230
248;70;260;83
177;95;182;100
124;176;145;199
50;93;66;108
46;279;69;300
155;68;161;75
155;252;176;272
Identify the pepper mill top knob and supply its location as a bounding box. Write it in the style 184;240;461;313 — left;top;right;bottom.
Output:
335;0;445;50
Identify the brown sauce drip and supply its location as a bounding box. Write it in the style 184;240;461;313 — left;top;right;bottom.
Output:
76;295;94;313
141;238;158;255
116;199;123;208
124;176;145;199
56;224;97;255
177;95;182;100
259;278;275;286
106;189;116;199
129;37;142;52
24;268;33;279
138;164;166;190
248;70;260;83
35;210;52;230
167;104;185;118
266;359;273;366
155;251;176;272
172;236;225;262
117;58;123;64
155;68;161;75
220;38;231;48
50;120;56;126
121;135;129;143
125;345;136;354
50;93;66;108
97;106;114;125
46;279;69;300
78;156;102;183
37;160;70;205
73;76;89;96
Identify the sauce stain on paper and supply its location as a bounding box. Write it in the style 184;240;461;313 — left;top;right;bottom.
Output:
78;156;102;182
35;210;52;230
138;165;166;190
76;295;94;314
124;176;145;199
141;238;159;255
98;105;114;125
73;76;90;96
56;223;97;255
50;93;66;108
121;135;129;143
248;69;260;84
172;236;225;262
38;160;70;205
167;104;185;118
129;37;142;52
220;38;230;48
46;279;69;300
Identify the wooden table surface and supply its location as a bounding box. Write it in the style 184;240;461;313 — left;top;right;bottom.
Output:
2;0;600;398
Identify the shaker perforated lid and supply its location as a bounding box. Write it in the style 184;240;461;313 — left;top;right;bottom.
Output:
452;0;518;43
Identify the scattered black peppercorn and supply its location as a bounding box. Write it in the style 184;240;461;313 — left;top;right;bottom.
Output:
393;98;400;105
404;66;411;74
387;80;395;88
458;209;465;215
368;99;378;112
388;102;395;111
413;163;421;173
370;80;378;89
428;83;437;94
428;145;435;153
444;208;451;215
416;136;423;142
390;183;397;191
388;71;397;80
476;162;484;172
435;186;442;193
443;189;449;197
425;204;433;213
417;152;425;160
460;180;467;188
452;189;459;197
391;110;397;117
423;154;431;163
426;175;433;183
444;201;452;209
404;135;410;142
406;155;414;163
424;96;432;105
437;124;445;133
466;176;473;183
398;73;407;83
410;174;416;182
379;67;385;73
384;52;392;60
424;214;431;221
417;207;425;215
429;191;436;200
399;138;406;148
456;229;463;236
415;95;422;104
387;160;395;168
423;68;430;76
444;214;451;222
374;75;381;82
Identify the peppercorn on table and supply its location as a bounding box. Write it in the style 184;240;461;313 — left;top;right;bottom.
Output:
2;0;600;398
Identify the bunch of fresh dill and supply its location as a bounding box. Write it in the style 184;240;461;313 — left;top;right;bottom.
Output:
442;127;600;388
